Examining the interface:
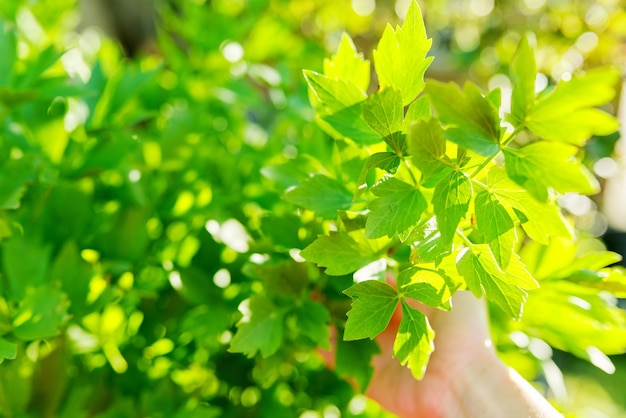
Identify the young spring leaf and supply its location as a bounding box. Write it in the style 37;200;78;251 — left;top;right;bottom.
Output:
283;174;352;218
404;95;431;132
486;168;571;244
503;141;599;201
407;218;450;264
357;152;401;186
373;0;433;106
474;189;516;269
426;81;501;156
300;230;388;276
362;88;406;154
393;299;434;379
408;118;453;181
509;36;536;126
365;176;427;239
432;171;472;248
323;33;370;93
343;280;398;340
526;68;620;145
230;295;285;358
397;266;453;310
303;70;380;144
457;245;538;319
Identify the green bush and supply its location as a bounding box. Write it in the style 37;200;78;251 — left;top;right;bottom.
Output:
0;0;624;417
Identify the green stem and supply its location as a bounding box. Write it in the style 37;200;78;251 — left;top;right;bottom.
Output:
402;158;419;186
456;229;476;249
469;124;525;179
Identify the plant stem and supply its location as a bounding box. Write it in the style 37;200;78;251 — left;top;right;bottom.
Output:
469;124;525;179
403;158;419;186
456;229;476;249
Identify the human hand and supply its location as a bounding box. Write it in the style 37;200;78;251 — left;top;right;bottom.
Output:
364;291;496;417
323;288;563;417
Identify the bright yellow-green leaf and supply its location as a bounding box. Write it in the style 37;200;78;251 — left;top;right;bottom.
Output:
283;174;352;219
398;266;453;310
474;189;516;269
432;171;472;247
304;70;380;144
365;176;427;239
393;299;434;379
324;33;370;93
362;88;405;154
343;280;398;341
486;168;572;244
301;230;389;276
373;0;433;106
408;118;453;181
457;245;537;319
426;81;501;156
503;141;599;201
526;68;620;145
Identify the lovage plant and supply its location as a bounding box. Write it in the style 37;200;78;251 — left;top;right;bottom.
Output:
289;0;626;383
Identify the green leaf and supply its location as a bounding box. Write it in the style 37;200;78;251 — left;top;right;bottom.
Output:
408;118;453;181
335;334;380;391
362;88;405;154
0;338;17;361
486;168;571;244
357;152;401;186
51;241;92;317
432;171;472;248
0;20;16;87
521;281;626;362
12;286;69;340
0;157;37;210
474;189;516;268
283;174;352;218
456;245;538;319
304;70;380;144
2;236;51;299
526;68;620;145
295;299;330;349
407;219;450;264
301;230;388;276
323;33;370;92
509;37;536;126
304;69;366;114
397;267;453;310
230;295;285;358
393;299;434;379
361;88;403;137
503;142;599;200
321;105;383;145
404;95;431;132
373;0;433;106
365;177;427;239
343;280;398;340
426;81;501;156
244;260;308;298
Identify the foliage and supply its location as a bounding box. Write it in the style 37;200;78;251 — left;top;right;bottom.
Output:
0;0;624;417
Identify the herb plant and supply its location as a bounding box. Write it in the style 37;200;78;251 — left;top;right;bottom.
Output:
297;0;626;384
0;0;624;417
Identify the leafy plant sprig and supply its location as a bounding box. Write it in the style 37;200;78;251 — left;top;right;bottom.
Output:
292;0;626;382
